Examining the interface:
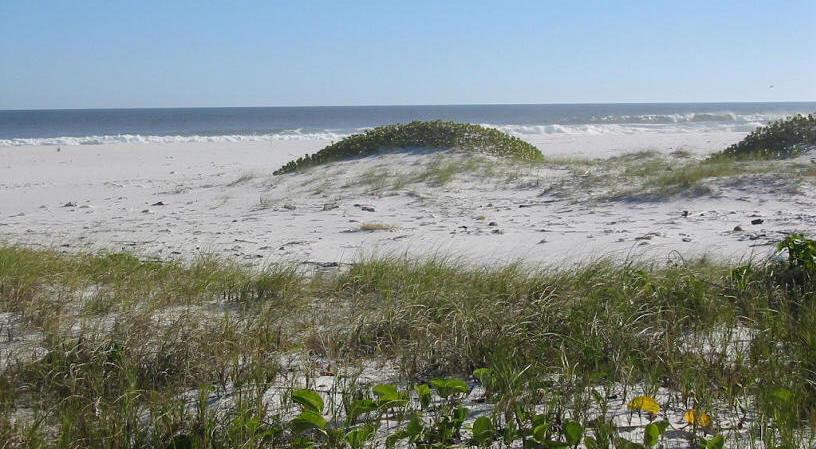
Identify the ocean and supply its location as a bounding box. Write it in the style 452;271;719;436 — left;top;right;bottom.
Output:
1;102;814;146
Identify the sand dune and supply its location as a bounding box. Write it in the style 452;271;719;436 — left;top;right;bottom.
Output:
2;131;812;267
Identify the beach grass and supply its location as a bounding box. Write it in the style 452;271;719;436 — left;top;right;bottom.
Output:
330;143;811;203
2;241;816;447
356;223;398;232
534;150;812;203
270;116;816;205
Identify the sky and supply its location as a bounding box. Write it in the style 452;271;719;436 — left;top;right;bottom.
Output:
1;0;814;109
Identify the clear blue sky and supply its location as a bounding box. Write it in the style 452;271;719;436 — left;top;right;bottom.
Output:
1;0;814;109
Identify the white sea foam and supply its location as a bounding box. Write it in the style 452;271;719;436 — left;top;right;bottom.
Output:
0;111;794;147
589;112;785;124
486;122;765;137
0;130;349;147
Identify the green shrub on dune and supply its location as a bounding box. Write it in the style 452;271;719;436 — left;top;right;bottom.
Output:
273;120;543;175
715;113;816;160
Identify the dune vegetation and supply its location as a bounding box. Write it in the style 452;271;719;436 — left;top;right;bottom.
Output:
713;113;816;160
1;234;816;448
3;118;816;448
274;116;816;205
273;121;544;175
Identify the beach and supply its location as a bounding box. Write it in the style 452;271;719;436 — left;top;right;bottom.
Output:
4;106;816;448
3;0;815;444
4;123;816;448
3;129;812;267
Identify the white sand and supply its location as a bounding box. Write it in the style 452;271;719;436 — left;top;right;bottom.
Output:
2;131;813;267
2;131;814;448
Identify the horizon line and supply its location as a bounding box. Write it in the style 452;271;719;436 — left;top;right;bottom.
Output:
3;100;816;113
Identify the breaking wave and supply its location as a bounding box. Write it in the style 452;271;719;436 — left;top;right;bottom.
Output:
588;112;789;124
487;111;793;137
488;122;763;137
0;111;800;146
0;130;350;147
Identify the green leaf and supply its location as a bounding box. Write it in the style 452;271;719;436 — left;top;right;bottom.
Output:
453;406;469;426
415;384;432;409
429;378;469;398
584;436;599;449
372;383;408;408
654;420;669;434
289;411;327;434
471;416;495;445
372;383;399;399
563;421;583;446
344;425;375;449
643;423;660;447
532;423;549;443
348;399;378;422
473;368;493;386
704;435;725;449
532;413;549;427
291;389;323;414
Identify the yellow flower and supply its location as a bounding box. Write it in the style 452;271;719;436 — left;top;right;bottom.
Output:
683;409;712;428
627;396;661;415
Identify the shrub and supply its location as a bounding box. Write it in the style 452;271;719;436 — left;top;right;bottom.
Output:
777;233;816;272
273;121;543;175
714;113;816;160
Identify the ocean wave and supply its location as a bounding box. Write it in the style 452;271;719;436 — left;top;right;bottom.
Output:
0;114;784;147
0;130;352;147
587;111;791;124
485;122;764;137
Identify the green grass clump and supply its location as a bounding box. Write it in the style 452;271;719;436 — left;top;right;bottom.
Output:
641;158;767;196
273;121;543;175
3;241;816;447
568;150;813;202
714;113;816;160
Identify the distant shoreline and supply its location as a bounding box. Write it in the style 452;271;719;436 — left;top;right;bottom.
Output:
3;102;814;143
4;99;816;112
